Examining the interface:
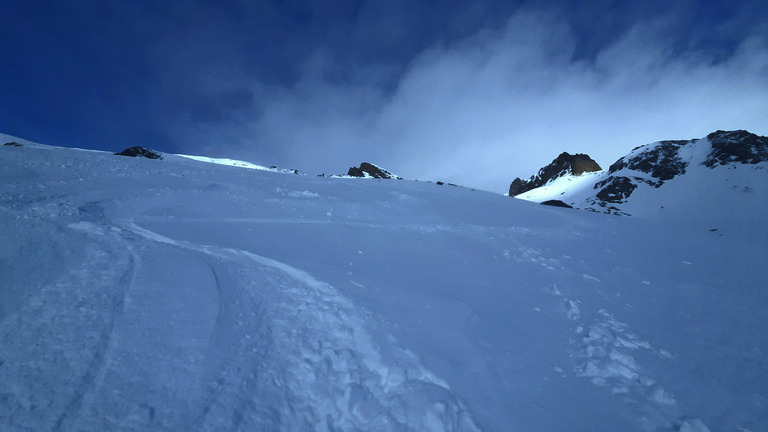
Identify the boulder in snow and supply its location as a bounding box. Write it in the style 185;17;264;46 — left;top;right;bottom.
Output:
115;146;163;159
541;199;573;208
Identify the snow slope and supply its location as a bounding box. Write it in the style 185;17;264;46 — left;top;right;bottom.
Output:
516;170;604;203
1;134;766;432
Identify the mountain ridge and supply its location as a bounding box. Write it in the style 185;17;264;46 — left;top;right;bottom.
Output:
513;129;768;218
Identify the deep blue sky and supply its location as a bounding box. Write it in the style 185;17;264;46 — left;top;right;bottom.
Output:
2;0;767;191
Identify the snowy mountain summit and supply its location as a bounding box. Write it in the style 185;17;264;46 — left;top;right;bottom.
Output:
508;152;601;196
1;131;766;432
516;130;768;218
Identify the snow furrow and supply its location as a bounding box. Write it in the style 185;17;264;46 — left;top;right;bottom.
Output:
0;236;135;431
125;221;481;432
55;251;137;432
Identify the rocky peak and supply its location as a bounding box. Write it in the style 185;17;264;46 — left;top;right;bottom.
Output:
509;152;601;196
704;130;768;167
347;162;402;179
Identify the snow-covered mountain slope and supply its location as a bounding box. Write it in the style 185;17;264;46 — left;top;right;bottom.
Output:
509;152;602;197
1;134;766;432
516;130;768;221
516;170;604;203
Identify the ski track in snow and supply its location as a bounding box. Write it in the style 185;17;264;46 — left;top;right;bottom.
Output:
3;142;763;432
0;234;136;432
481;235;710;431
125;221;481;432
0;207;480;431
547;280;710;432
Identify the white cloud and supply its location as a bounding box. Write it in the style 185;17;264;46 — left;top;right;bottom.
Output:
185;8;768;193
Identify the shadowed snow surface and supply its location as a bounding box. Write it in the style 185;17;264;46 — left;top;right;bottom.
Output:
1;135;766;431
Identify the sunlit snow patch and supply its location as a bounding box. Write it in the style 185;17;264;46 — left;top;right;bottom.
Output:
176;154;300;174
515;170;603;203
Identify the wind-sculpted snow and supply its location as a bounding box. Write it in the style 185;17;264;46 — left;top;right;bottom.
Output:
1;135;766;431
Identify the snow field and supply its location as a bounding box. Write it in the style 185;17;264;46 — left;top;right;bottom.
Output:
1;137;766;431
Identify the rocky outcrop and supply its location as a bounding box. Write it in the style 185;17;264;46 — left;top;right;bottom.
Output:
590;140;690;206
704;130;768;167
513;129;767;217
587;130;768;215
594;176;637;203
4;142;22;147
115;146;163;159
605;140;689;188
509;152;601;196
508;178;529;197
541;200;573;208
590;131;768;209
347;162;402;179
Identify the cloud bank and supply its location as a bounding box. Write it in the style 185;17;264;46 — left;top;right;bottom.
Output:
182;8;768;193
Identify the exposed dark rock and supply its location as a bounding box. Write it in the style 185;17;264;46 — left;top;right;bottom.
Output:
594;176;637;203
605;206;631;216
569;156;603;175
593;140;690;210
347;162;402;179
509;152;601;196
608;140;689;186
704;130;768;167
4;142;22;147
115;146;163;159
436;181;444;185
508;178;528;196
541;200;573;208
